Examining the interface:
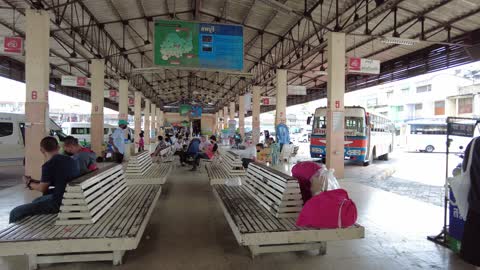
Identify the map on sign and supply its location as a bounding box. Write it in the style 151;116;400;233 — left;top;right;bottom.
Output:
154;20;243;71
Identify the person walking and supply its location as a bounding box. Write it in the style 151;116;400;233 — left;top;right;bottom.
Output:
138;130;145;152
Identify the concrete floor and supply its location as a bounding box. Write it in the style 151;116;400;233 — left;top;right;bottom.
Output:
0;162;476;269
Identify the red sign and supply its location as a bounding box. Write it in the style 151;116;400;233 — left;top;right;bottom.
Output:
2;37;23;55
128;97;134;106
335;100;340;108
31;90;37;100
76;77;87;87
109;89;118;97
348;57;361;71
347;57;380;74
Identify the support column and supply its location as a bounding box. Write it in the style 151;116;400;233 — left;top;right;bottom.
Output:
134;91;142;152
252;86;261;144
219;109;224;131
223;106;229;129
151;103;156;142
25;9;49;179
159;110;164;136
118;80;129;121
275;69;287;126
90;59;105;157
213;112;218;134
156;107;161;136
239;95;245;138
229;102;235;122
144;99;151;145
326;32;346;179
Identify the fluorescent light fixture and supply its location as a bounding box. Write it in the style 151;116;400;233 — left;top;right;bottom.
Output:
256;0;292;14
380;37;417;46
313;70;328;76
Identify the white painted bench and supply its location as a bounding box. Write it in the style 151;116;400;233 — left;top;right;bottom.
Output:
155;145;175;163
56;165;127;225
0;164;162;269
212;162;365;257
206;149;246;184
125;150;173;185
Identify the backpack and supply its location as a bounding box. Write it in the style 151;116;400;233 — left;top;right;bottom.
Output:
292;161;322;203
296;189;357;229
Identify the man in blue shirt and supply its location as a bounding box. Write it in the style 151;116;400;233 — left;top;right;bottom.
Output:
112;120;128;163
9;136;80;223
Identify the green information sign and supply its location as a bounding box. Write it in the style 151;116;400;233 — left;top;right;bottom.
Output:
154;20;243;71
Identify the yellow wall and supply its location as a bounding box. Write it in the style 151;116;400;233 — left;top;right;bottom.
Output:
164;112;215;135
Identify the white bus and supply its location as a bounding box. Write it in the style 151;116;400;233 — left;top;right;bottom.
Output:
61;122;115;146
406;119;479;153
0;113;67;164
310;106;395;166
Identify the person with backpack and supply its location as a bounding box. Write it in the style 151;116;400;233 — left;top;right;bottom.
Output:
191;136;218;171
63;136;97;175
9;137;80;223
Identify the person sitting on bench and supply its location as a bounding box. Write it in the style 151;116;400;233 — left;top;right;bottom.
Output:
63;136;97;175
9;136;80;223
191;136;218;171
179;137;200;166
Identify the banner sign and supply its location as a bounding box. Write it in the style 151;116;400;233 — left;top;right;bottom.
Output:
288;85;307;95
154;20;243;71
261;96;276;105
61;75;88;87
348;57;380;75
0;36;23;55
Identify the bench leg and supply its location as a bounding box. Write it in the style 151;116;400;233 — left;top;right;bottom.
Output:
112;250;125;265
318;242;327;255
27;254;38;270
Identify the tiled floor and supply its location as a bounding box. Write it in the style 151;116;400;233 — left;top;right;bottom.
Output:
0;161;476;269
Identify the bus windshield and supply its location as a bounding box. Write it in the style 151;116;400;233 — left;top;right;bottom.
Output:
313;116;365;136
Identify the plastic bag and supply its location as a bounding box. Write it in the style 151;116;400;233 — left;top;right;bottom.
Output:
448;138;476;220
310;165;340;196
225;177;242;187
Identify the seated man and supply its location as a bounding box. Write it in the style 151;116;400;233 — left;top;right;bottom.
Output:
179;138;200;166
63;136;97;175
9;137;80;223
255;143;271;164
191;136;218;171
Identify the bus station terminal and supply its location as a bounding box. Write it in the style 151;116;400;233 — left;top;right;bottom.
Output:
0;0;480;269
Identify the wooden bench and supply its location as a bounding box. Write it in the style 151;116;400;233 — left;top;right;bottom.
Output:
0;164;162;269
125;150;173;185
206;149;246;184
212;162;365;257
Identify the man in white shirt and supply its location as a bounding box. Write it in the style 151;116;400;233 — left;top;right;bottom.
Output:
111;120;128;163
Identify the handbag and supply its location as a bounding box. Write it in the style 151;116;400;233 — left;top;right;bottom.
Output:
448;138;476;220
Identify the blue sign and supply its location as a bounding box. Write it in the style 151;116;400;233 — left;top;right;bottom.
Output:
191;106;202;117
449;190;465;241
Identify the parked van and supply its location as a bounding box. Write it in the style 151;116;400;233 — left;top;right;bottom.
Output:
0;113;67;164
61;122;115;146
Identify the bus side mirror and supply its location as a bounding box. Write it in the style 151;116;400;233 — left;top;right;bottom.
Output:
307;116;312;125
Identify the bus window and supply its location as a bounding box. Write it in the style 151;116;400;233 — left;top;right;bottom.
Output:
345;117;365;135
71;128;89;135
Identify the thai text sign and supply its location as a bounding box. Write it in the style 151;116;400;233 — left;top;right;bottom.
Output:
261;97;276;105
288;85;307;95
0;36;23;55
348;57;380;74
154;20;243;70
61;75;88;87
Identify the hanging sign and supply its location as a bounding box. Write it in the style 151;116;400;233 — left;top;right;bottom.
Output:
128;97;135;107
0;36;23;55
61;75;88;87
244;93;252;112
347;57;380;75
287;85;307;95
154;20;243;71
261;96;276;105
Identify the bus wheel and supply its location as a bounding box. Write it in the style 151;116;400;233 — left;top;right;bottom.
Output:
379;153;389;161
363;161;370;166
425;145;435;153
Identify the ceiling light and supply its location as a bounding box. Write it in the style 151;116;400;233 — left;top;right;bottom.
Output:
313;70;328;76
380;37;417;46
256;0;292;14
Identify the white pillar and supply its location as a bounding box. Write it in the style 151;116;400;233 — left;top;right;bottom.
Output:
219;109;224;131
223;106;229;129
156;107;161;136
90;59;105;157
229;102;235;121
252;86;261;144
134;91;142;152
275;69;287;126
144;99;151;145
239;96;245;139
151;103;156;142
159;110;165;136
25;9;49;179
119;80;129;121
326;32;346;179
